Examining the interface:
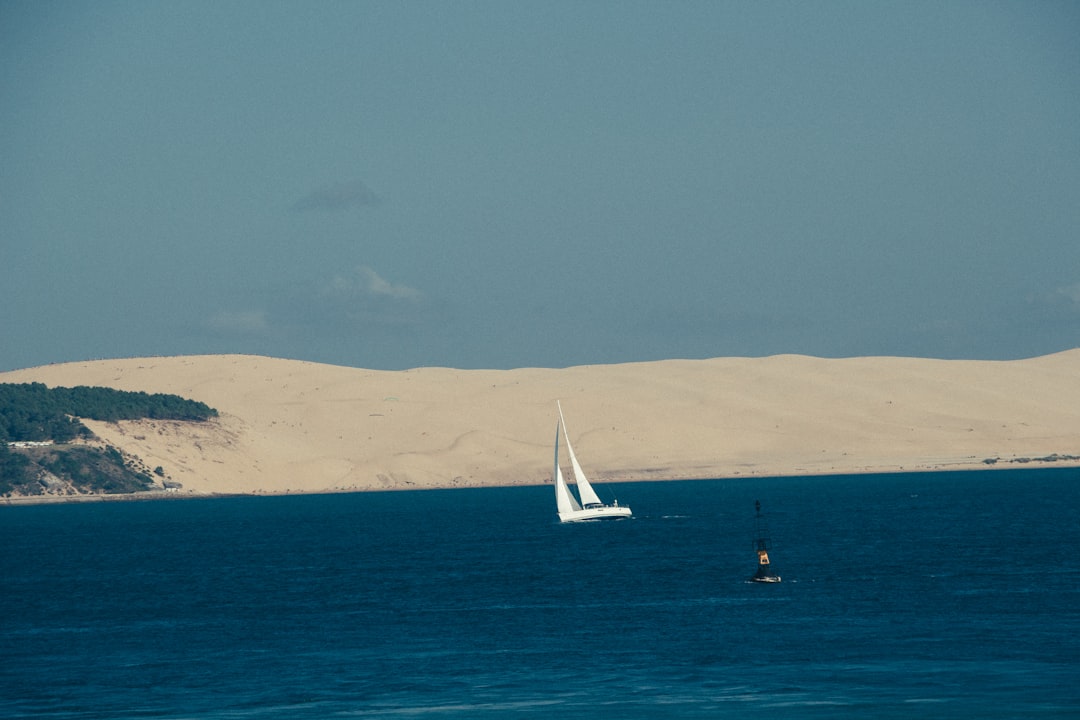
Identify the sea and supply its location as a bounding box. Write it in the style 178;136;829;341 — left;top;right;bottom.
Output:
2;467;1078;719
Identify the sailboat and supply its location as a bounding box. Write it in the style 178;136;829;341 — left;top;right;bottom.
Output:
553;401;632;522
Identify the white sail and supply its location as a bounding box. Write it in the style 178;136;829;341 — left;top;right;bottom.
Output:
558;403;604;507
554;421;581;514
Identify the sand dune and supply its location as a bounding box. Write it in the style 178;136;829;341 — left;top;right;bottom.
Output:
3;351;1080;499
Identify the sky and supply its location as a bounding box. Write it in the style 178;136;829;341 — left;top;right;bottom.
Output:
2;1;1079;372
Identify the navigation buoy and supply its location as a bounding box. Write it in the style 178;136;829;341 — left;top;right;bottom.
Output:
751;499;781;583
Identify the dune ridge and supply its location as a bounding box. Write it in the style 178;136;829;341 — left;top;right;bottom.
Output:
3;351;1080;500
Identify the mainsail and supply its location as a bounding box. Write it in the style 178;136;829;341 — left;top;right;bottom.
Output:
554;420;582;514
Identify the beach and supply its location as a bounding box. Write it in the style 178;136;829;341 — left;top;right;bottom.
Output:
2;351;1080;501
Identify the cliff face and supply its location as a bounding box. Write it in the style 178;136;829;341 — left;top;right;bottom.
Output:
3;351;1080;500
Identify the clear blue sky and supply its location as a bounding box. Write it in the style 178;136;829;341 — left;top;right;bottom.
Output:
3;1;1078;371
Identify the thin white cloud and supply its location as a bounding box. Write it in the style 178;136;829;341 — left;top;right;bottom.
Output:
1054;282;1080;309
322;266;422;302
292;180;380;212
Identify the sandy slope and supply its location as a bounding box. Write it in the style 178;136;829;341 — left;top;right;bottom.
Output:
3;351;1080;499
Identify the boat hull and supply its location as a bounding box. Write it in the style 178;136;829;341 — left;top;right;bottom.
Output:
750;575;782;583
558;505;633;523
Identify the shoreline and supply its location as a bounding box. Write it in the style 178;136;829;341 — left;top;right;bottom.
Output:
5;456;1078;506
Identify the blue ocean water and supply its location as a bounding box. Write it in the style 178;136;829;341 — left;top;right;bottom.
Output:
2;468;1078;719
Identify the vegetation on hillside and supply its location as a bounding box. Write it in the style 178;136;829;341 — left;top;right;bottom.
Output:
0;382;217;442
0;382;218;497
